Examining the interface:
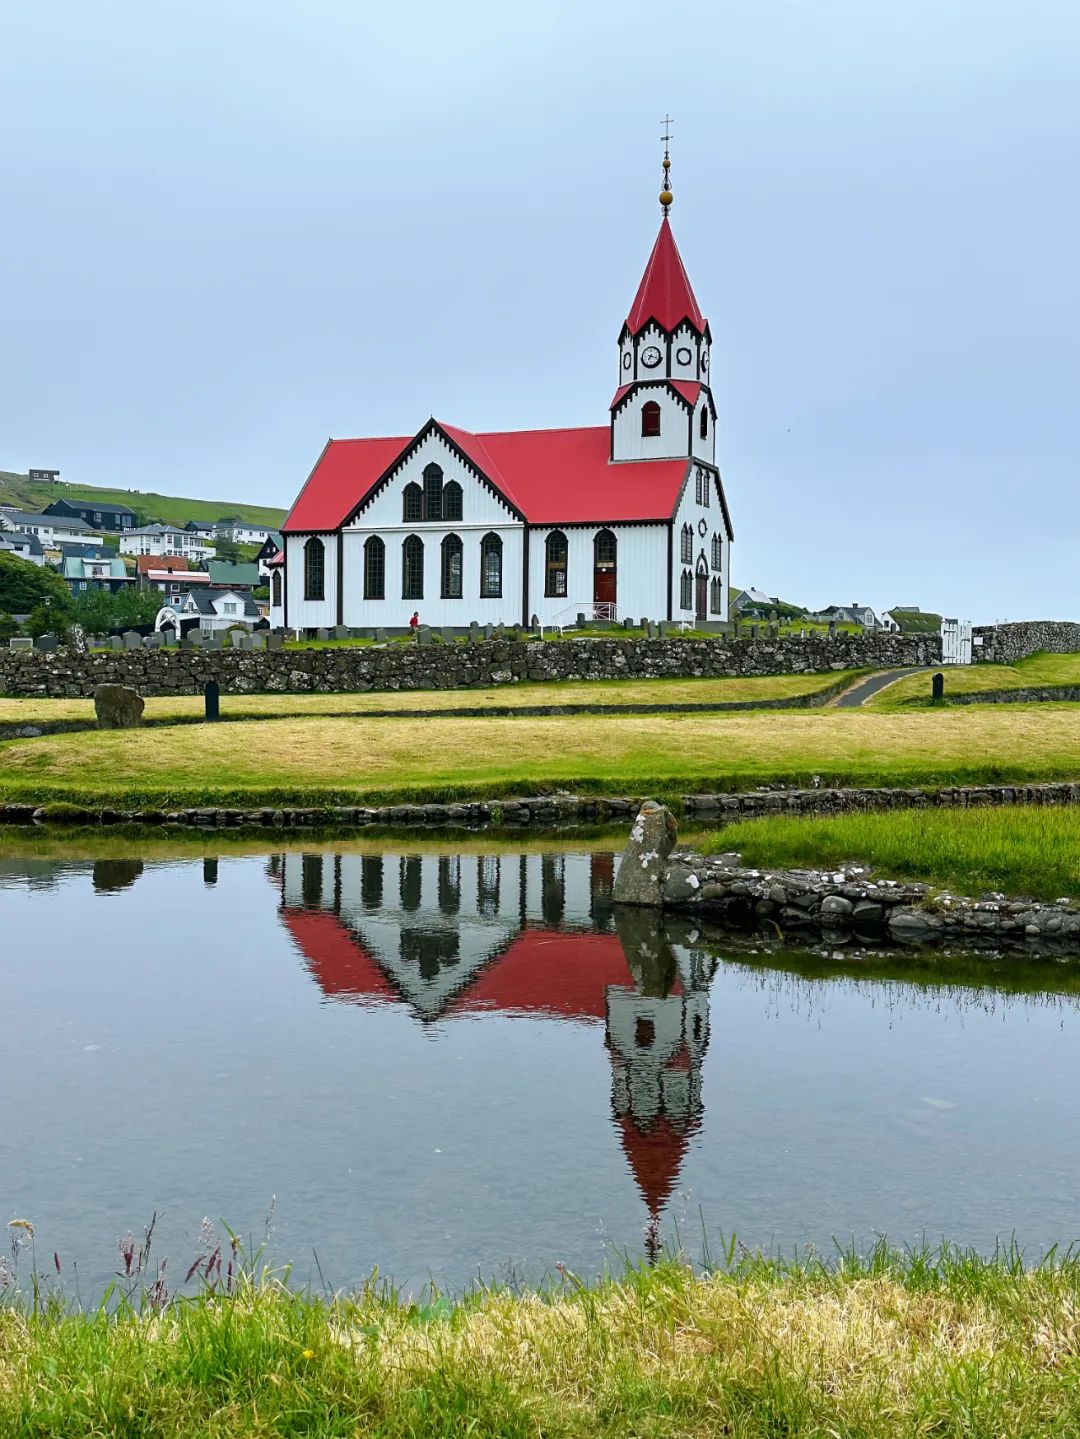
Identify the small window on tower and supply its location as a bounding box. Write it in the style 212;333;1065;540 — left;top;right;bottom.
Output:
700;407;709;440
641;401;661;438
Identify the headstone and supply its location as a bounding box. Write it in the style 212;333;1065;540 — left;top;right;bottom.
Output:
483;624;494;640
576;612;587;628
374;627;387;643
647;621;658;639
639;617;649;630
623;617;634;630
317;628;330;642
35;633;58;653
612;801;678;907
932;672;945;702
162;630;176;647
333;624;349;640
828;620;837;639
230;630;245;648
68;624;88;655
769;622;779;638
204;680;220;722
122;631;142;650
530;614;540;629
93;684;145;730
250;633;267;651
108;635;123;651
468;622;480;643
439;626;453;643
143;633;164;649
348;628;364;640
750;624;759;639
188;632;204;648
417;626;433;646
9;636;33;651
266;632;284;651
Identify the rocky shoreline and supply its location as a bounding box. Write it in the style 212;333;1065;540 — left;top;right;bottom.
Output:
613;801;1080;952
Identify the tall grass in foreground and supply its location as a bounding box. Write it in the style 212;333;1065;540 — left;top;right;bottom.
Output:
704;804;1080;900
4;1241;1080;1437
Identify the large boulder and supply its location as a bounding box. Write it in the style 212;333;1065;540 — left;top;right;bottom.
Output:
612;800;678;907
93;684;145;730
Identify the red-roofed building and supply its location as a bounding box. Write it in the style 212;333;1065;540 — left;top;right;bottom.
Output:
273;193;733;634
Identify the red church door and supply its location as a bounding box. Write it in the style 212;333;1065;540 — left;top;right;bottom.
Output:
593;529;617;615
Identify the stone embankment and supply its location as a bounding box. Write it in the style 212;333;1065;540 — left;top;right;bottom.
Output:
685;780;1080;820
973;621;1080;665
0;632;939;699
613;801;1080;950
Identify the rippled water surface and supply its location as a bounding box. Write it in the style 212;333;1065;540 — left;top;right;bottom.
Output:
4;842;1080;1293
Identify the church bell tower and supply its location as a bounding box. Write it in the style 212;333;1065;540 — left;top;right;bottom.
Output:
611;123;716;465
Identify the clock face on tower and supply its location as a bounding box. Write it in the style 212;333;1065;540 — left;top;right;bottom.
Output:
640;345;662;369
701;349;709;372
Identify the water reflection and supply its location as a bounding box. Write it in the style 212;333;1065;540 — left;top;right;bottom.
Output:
276;849;715;1223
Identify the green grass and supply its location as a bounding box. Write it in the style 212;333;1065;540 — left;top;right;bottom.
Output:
703;805;1080;901
1;706;1079;810
4;1247;1080;1437
869;651;1080;709
0;671;857;726
0;469;285;531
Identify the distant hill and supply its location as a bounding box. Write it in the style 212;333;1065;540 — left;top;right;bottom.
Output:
0;470;287;531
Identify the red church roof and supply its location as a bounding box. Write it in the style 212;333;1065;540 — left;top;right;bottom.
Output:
282;424;691;534
616;1113;696;1216
624;218;706;336
449;930;630;1023
281;910;397;1005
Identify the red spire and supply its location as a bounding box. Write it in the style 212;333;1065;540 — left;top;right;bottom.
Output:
624;217;705;336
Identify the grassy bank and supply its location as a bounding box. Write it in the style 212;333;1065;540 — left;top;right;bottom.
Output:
704;805;1080;901
1;706;1079;810
869;651;1080;709
0;671;859;726
3;1250;1080;1437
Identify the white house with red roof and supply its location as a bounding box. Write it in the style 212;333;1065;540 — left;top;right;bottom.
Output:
276;188;732;634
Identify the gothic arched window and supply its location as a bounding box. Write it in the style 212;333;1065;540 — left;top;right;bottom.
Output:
641;401;661;438
545;530;568;598
711;534;723;572
403;483;423;523
700;406;709;440
402;534;424;599
443;480;463;522
480;531;502;598
710;578;722;614
364;535;385;600
440;533;463;599
423;463;443;521
681;524;693;564
271;569;282;607
303;537;325;601
680;569;692;610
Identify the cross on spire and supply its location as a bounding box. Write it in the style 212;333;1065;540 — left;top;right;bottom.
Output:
659;114;674;215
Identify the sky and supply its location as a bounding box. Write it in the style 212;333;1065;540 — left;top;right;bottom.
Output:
2;0;1078;621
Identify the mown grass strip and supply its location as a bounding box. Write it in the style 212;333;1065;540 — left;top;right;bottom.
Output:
703;805;1080;901
869;651;1080;710
3;1249;1080;1437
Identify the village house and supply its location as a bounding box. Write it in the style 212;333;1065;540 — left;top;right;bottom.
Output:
0;507;101;549
808;603;880;629
273;171;733;633
0;530;45;566
155;587;261;636
205;559;260;591
118;524;216;561
255;532;284;577
61;555;135;594
134;555;215;602
214;517;275;545
43;498;136;532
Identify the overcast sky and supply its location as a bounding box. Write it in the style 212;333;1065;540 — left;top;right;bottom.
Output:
2;1;1077;620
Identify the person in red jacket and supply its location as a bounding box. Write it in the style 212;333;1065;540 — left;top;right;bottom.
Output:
409;611;420;638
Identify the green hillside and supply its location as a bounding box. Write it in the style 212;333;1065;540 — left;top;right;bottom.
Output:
0;470;286;530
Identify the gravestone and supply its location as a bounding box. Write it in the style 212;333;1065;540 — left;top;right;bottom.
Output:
35;633;58;653
468;622;480;643
266;632;283;651
162;630;176;647
647;622;658;639
576;612;587;628
417;626;433;646
204;680;220;722
317;628;330;642
108;635;123;651
374;627;387;643
333;625;349;640
530;614;540;629
143;632;164;649
483;624;494;640
188;632;204;648
203;634;221;650
623;617;634;630
769;622;779;638
94;684;145;730
250;634;267;651
828;620;837;639
639;617;649;630
750;624;759;639
229;630;245;648
68;624;88;654
932;672;945;702
348;628;364;640
9;636;33;651
441;626;454;643
122;631;142;650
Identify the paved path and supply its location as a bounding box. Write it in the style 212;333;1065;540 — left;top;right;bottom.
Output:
834;668;930;708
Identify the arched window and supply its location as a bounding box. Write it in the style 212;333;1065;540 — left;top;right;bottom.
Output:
641;401;661;438
701;468;710;507
364;535;385;600
440;533;463;599
681;524;693;564
545;530;568;598
303;537;325;601
423;463;443;521
403;483;423;523
271;569;282;607
710;578;722;614
700;406;709;440
480;532;502;598
443;480;463;522
680;569;692;610
711;533;723;572
402;534;424;599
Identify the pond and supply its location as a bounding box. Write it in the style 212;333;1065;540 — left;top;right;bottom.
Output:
4;838;1080;1295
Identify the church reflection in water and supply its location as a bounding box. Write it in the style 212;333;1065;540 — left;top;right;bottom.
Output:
272;849;717;1226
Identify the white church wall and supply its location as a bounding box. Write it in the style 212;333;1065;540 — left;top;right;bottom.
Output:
690;399;716;465
611;388;691;462
285;532;338;631
669;324;702;382
355;431;515;533
527;524;668;625
670;467;728;621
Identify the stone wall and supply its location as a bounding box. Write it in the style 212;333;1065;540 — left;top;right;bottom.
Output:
0;631;940;699
973;621;1080;665
684;780;1080;821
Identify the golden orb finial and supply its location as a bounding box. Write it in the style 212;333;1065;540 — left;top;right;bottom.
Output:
659;113;674;215
659;189;674;207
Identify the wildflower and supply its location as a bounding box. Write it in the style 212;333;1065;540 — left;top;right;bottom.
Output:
302;1348;316;1361
7;1219;34;1236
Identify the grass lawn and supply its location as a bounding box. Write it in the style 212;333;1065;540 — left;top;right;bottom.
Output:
2;706;1079;808
0;671;858;726
868;651;1080;709
703;805;1080;901
3;1251;1080;1437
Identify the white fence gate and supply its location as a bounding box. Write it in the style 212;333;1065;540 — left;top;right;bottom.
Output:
940;618;972;665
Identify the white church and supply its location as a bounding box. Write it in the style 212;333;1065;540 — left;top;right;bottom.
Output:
272;169;733;634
